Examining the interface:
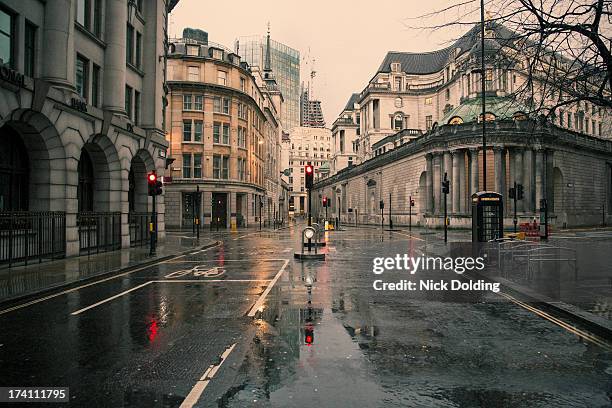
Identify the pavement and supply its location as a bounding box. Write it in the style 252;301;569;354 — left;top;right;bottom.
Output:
1;226;611;407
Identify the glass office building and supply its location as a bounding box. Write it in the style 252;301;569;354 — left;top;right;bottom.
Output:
237;35;300;131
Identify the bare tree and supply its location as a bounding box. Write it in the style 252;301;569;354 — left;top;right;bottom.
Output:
403;0;612;118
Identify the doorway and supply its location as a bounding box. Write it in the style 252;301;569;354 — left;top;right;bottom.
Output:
212;193;228;229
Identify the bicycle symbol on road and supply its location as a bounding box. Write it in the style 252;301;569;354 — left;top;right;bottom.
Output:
164;265;226;279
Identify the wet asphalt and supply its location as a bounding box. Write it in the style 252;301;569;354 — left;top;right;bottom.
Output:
0;226;611;407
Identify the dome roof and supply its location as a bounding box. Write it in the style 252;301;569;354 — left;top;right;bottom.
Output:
440;96;530;125
469;38;503;56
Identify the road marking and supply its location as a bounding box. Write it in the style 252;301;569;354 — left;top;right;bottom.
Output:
0;253;191;316
165;266;226;279
388;231;425;241
232;232;261;241
71;281;153;315
154;279;272;283
247;259;290;317
499;292;612;351
164;258;289;263
180;343;237;408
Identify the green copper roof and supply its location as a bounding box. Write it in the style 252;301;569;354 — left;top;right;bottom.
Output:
440;96;530;125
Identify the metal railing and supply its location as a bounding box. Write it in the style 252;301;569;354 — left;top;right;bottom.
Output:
78;212;121;255
0;211;66;268
129;212;150;247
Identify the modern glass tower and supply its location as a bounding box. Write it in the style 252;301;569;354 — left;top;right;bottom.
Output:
237;34;300;131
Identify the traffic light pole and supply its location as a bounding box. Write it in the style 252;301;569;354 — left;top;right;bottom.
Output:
196;186;200;240
444;186;448;244
513;181;518;233
389;192;393;230
150;193;157;256
307;186;312;252
409;195;412;232
259;196;262;231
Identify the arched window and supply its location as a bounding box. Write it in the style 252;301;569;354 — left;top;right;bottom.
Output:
78;149;95;212
0;127;29;210
394;113;403;130
448;116;464;125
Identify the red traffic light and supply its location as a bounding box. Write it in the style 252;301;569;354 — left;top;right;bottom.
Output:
305;165;313;174
304;325;314;346
322;197;327;204
148;172;157;183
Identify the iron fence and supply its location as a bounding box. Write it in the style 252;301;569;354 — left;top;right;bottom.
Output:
0;211;66;268
78;212;121;255
129;212;150;247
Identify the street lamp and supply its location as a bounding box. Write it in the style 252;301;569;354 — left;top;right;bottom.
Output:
127;0;137;25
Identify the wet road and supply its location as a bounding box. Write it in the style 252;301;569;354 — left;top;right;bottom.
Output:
1;226;611;407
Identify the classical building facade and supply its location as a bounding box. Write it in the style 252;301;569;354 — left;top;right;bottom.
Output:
284;126;332;215
0;0;176;264
164;31;283;229
317;23;612;229
330;93;360;175
348;23;610;166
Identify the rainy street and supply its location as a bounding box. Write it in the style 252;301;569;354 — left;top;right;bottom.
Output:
0;226;611;407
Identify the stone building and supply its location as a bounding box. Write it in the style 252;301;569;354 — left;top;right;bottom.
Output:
0;0;176;264
330;93;360;175
348;23;610;166
316;23;612;229
164;30;283;229
285;126;332;215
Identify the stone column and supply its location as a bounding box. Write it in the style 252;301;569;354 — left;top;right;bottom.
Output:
458;150;467;213
452;150;460;213
469;148;479;197
103;0;128;114
493;147;504;195
203;190;213;227
425;154;434;214
433;153;442;214
523;149;534;213
514;148;524;212
42;0;76;90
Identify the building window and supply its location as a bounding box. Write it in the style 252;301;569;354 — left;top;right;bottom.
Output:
567;112;572;128
238;157;246;180
217;70;227;86
426;115;433;130
186;45;199;56
193;154;202;178
76;55;89;100
559;110;564;126
592;120;597;135
238;127;246;148
76;0;91;29
134;90;140;125
194;120;203;142
222;123;230;144
93;0;102;36
183;94;192;110
92;64;100;107
194;95;203;110
485;69;493;90
136;32;142;68
213;122;221;143
445;88;450;100
213;155;221;179
188;66;199;81
183;154;191;178
424;97;433;105
222;98;230;114
394;77;402;91
183;120;192;142
24;21;36;77
0;8;12;67
125;85;133;118
222;156;229;179
213;97;221;113
339;130;345;153
240;77;246;91
126;24;134;65
394;114;403;130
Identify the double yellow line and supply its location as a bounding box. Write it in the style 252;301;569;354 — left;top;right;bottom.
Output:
499;292;612;351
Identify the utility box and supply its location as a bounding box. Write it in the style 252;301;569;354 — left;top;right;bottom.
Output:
472;191;504;242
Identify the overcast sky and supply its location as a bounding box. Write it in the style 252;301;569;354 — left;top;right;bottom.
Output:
169;0;476;126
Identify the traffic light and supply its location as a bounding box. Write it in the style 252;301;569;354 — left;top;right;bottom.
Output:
304;325;314;346
305;165;314;189
379;200;384;210
410;199;415;207
509;187;516;199
155;180;163;196
322;197;327;207
147;172;157;196
517;184;524;200
442;179;450;194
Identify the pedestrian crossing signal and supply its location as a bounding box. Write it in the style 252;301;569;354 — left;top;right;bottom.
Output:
304;325;314;346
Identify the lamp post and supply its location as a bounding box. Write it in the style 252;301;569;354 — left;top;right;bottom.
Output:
480;0;487;190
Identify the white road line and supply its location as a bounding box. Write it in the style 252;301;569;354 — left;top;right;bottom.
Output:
388;231;426;241
232;232;261;240
180;343;237;408
0;255;183;316
247;259;290;317
70;281;153;315
164;259;288;263
154;279;272;283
